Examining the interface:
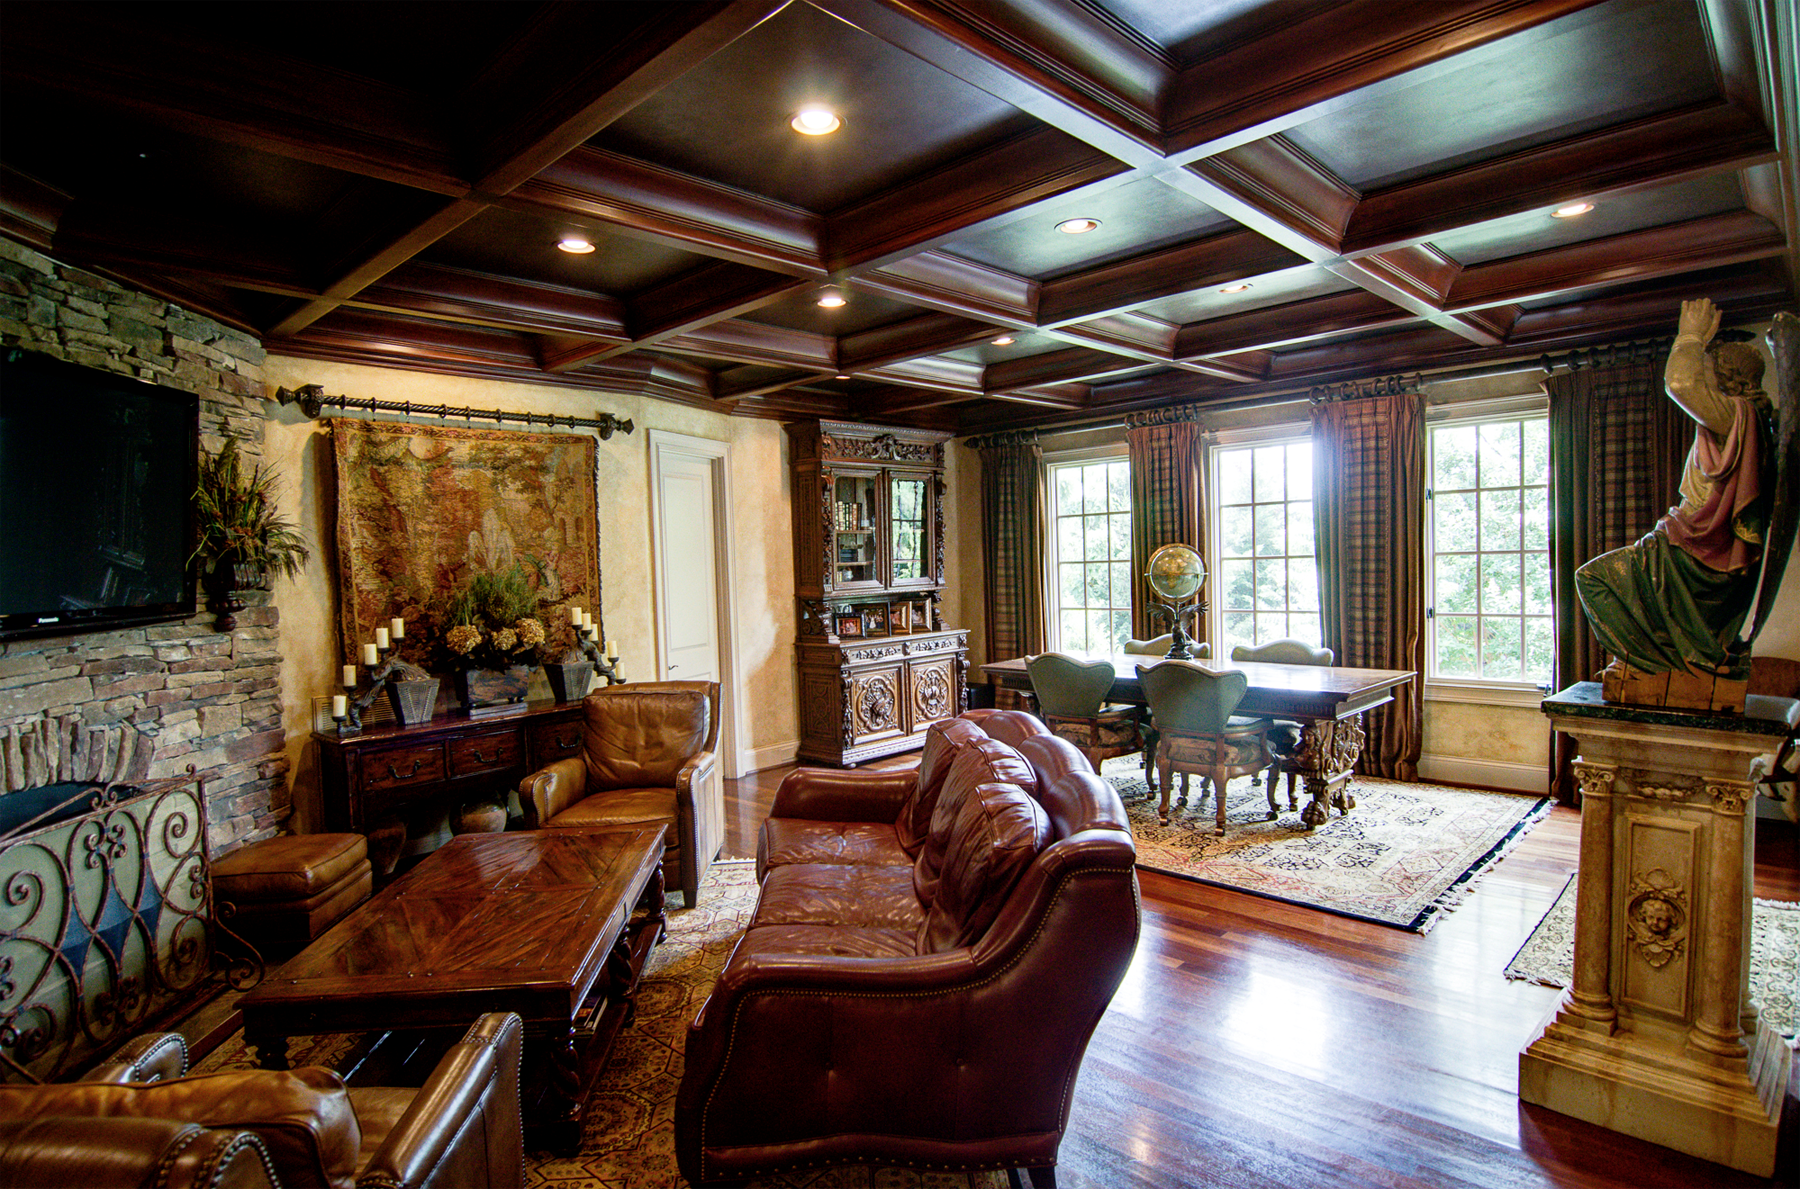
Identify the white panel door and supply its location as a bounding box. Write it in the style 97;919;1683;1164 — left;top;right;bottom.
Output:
655;450;721;684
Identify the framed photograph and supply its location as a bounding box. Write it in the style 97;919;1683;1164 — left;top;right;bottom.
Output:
835;613;863;638
861;604;888;636
910;600;931;630
890;605;911;635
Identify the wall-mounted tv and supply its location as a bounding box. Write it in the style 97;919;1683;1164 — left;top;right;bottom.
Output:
1;349;198;641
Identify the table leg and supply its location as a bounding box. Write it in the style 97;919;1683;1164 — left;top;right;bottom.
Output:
1292;716;1366;829
527;1019;585;1155
245;1028;290;1071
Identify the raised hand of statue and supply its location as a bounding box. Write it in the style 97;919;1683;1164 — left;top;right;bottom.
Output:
1675;296;1721;347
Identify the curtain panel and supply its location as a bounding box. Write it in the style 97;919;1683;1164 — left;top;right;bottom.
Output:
1126;420;1207;641
978;440;1046;704
1311;390;1426;780
1544;361;1686;802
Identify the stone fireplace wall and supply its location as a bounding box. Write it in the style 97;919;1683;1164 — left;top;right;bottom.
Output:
0;239;287;851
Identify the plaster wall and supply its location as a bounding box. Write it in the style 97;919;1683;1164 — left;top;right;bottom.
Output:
259;357;800;826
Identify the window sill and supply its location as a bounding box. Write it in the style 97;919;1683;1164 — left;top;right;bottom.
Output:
1424;680;1549;708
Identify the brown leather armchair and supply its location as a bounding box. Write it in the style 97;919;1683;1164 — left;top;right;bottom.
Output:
679;710;1139;1188
0;1012;524;1189
518;680;722;907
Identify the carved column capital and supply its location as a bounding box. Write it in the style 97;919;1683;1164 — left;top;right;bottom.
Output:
1572;762;1618;800
1705;780;1753;816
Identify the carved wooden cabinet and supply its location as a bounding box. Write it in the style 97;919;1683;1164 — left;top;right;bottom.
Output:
786;420;966;765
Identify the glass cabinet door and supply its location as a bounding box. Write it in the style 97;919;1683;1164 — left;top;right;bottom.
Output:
832;472;880;588
889;474;930;587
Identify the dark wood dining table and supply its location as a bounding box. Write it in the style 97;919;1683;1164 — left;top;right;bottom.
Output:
980;654;1414;828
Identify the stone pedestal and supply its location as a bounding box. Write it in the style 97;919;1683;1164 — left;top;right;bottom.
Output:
1521;682;1797;1177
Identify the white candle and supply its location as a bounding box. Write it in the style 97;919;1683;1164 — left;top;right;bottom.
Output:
341;664;357;688
569;606;584;625
605;639;618;659
331;694;347;718
375;627;390;649
363;643;378;665
391;617;405;640
582;611;594;629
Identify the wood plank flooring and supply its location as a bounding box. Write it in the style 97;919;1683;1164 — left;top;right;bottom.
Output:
722;764;1800;1188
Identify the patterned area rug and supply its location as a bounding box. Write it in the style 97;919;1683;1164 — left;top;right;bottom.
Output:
1504;874;1799;1039
1099;755;1553;932
201;861;1007;1189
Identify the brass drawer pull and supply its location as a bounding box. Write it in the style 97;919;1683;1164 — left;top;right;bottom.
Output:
387;759;424;781
469;749;496;764
556;736;578;750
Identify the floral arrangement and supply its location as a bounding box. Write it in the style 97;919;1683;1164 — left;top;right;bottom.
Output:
432;561;553;671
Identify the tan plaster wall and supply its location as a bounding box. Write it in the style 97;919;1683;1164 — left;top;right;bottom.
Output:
1421;701;1548;767
259;357;798;826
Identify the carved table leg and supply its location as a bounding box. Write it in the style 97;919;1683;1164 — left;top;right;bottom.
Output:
528;1020;585;1155
1292;716;1366;829
246;1029;290;1071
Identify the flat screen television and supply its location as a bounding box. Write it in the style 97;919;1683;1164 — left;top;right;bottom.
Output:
1;349;198;641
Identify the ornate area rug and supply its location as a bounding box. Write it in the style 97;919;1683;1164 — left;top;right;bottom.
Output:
1504;875;1799;1039
1099;756;1552;933
201;861;1006;1189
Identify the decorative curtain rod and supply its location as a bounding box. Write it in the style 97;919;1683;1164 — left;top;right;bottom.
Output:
274;383;635;438
1124;404;1207;428
1308;372;1425;403
962;428;1040;449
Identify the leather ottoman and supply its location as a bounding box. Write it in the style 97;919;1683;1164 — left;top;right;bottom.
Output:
212;833;371;955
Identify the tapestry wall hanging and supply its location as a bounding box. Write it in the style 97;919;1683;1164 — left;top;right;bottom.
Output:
329;418;600;669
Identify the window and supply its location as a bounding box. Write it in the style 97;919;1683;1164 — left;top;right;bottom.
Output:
1047;455;1132;655
1428;413;1551;684
1210;437;1319;655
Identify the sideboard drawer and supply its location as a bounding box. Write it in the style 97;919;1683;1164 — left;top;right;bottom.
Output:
362;744;447;792
449;729;522;777
529;718;585;768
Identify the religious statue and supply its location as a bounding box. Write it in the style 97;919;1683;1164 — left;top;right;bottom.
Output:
1574;298;1797;710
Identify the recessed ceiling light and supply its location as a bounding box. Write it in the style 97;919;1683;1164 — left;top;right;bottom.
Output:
557;237;596;254
1055;218;1101;235
1552;202;1594;219
991;335;1015;346
1219;283;1251;294
816;286;847;308
791;107;841;135
835;373;850;380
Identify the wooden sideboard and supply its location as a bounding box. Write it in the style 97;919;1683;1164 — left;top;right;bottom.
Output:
315;701;584;835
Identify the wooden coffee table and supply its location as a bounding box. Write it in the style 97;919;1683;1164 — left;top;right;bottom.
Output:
239;826;666;1153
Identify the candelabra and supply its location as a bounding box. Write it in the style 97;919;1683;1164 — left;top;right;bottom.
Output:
331;617;436;732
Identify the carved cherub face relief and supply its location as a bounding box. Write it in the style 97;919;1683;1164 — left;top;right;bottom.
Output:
1634;894;1677;937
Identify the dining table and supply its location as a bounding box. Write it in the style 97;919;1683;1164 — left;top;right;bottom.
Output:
980;653;1415;828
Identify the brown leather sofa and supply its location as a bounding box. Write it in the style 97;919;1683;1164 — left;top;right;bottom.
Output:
676;709;1139;1188
0;1012;524;1189
519;680;722;906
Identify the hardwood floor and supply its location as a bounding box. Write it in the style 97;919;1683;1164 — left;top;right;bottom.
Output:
722;764;1800;1188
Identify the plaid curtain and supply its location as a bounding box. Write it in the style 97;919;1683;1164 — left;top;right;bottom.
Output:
979;440;1045;706
1545;361;1685;802
1126;420;1206;641
1312;390;1425;779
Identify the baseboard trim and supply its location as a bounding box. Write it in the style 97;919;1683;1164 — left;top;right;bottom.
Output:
741;740;799;775
1418;752;1548;795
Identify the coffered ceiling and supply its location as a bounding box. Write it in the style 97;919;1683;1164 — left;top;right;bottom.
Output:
3;0;1795;433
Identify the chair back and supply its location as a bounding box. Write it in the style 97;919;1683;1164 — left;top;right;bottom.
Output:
1137;661;1249;734
1025;653;1115;717
1123;635;1208;658
581;680;720;790
1231;638;1333;666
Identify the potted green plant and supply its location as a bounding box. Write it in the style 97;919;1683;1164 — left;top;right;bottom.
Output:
190;437;309;630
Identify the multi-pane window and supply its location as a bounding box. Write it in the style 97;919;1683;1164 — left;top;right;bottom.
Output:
1428;416;1551;683
1048;458;1132;655
1212;439;1319;654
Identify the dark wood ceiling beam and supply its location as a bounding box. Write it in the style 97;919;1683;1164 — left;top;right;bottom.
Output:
1038;227;1307;326
1181;137;1358;261
1173;290;1415;359
1445;210;1787;311
1499;261;1792;348
826;129;1129;272
855;384;991;419
657;321;835;372
1050;311;1174;361
351;262;631;341
3;10;468;196
1330;247;1506;346
811;0;1166;168
508;148;825;275
1342;102;1779;255
839;313;1002;373
1162;0;1616;158
985;346;1147;391
985;383;1092;409
47;216;317;299
543;265;813;374
857;251;1038;325
0;167;68;253
461;1;786;193
713;367;831;404
859;354;986;397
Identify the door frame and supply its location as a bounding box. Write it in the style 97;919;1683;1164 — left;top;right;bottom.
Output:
647;428;745;778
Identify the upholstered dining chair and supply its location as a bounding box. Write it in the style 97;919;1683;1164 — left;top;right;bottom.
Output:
1231;639;1334;816
519;680;722;907
1026;652;1154;788
1137;661;1271;833
1122;635;1210;658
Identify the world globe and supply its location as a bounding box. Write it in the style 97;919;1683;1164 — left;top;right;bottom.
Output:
1145;543;1206;603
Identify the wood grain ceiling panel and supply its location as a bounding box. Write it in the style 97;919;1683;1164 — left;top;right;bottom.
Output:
1;0;1793;431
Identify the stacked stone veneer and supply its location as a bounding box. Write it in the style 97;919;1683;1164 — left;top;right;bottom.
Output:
0;239;287;851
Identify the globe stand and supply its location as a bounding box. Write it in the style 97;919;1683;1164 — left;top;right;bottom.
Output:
1151;597;1206;660
1144;543;1209;662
